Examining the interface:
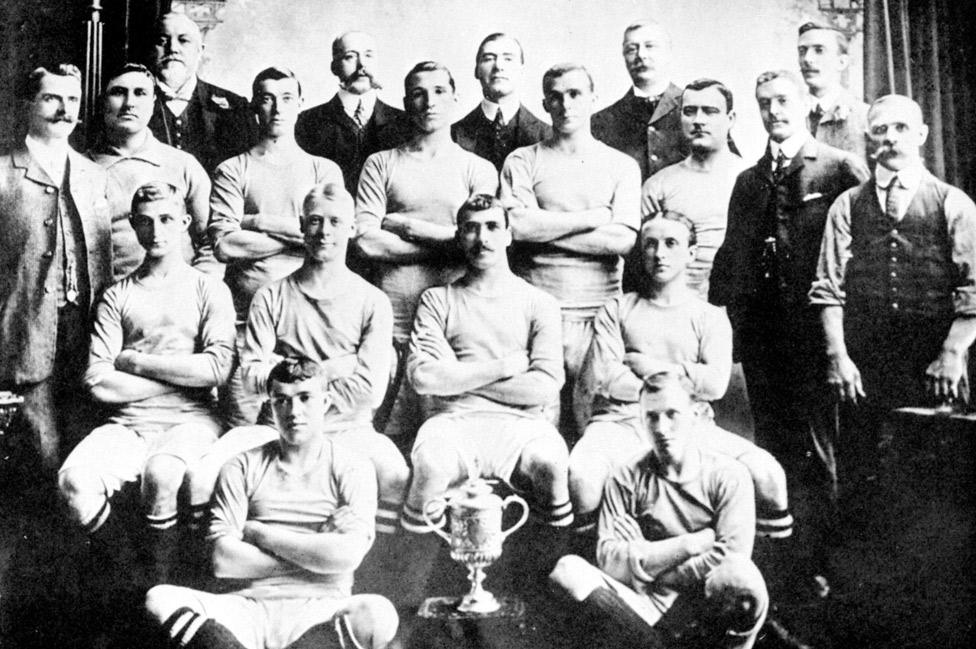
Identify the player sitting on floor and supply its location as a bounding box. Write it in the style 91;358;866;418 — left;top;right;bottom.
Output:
58;181;236;583
552;371;768;649
570;211;793;542
145;357;399;649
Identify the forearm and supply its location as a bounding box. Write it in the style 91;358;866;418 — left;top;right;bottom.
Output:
679;361;731;402
124;352;226;388
511;207;610;243
354;229;440;262
87;370;177;404
411;358;513;396
214;231;291;262
251;526;369;575
467;372;559;406
241;213;303;239
550;225;636;256
629;531;715;583
941;315;976;355
820;305;849;358
383;214;457;244
606;367;645;403
212;536;300;579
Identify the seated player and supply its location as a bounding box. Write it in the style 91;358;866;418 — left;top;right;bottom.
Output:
402;195;573;538
186;183;408;578
570;212;792;541
58;182;235;582
551;372;768;649
145;358;399;649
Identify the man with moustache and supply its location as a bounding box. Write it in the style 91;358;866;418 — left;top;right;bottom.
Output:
149;11;254;174
451;32;550;171
209;66;344;425
296;31;409;196
798;22;869;160
501;63;640;439
354;61;497;444
0;64;111;473
88;63;215;280
810;95;976;489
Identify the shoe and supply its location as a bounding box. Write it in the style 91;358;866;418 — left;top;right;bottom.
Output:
756;616;814;649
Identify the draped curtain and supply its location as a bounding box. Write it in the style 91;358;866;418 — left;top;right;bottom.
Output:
864;0;976;197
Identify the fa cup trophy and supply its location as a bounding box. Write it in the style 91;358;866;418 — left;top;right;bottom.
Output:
423;478;528;614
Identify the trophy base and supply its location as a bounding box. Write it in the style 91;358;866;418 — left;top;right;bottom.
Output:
417;595;525;620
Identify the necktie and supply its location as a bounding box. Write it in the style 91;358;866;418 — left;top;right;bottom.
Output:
885;175;901;221
773;150;788;183
808;104;825;136
491;110;507;168
353;99;365;129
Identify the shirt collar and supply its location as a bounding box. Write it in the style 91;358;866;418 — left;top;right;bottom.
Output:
479;95;520;124
90;131;164;167
632;83;669;100
876;162;924;191
156;75;197;102
769;130;811;162
338;88;377;120
808;88;839;115
25;134;69;182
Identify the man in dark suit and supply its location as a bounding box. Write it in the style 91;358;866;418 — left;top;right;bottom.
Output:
451;33;550;171
0;64;112;473
148;11;255;175
710;70;866;621
295;31;408;196
591;20;687;183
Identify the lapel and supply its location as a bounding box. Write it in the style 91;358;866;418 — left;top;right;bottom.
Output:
326;94;360;133
373;99;399;129
66;148;92;208
649;83;682;125
13;146;58;186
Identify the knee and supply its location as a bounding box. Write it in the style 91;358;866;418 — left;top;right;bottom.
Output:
704;555;768;634
143;455;188;508
549;554;603;601
741;449;789;508
145;584;194;624
568;449;611;512
57;468;105;522
410;440;459;486
370;438;410;503
520;438;570;487
341;594;399;649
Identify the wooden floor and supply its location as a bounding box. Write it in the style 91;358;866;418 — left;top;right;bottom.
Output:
1;413;974;648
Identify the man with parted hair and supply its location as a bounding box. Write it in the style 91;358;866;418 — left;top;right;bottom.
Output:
209;65;344;426
501;62;640;439
811;94;976;489
296;31;409;196
145;357;400;649
451;32;550;171
148;10;255;174
88;62;216;280
58;181;235;583
0;63;111;473
797;21;869;160
551;371;768;649
354;61;498;444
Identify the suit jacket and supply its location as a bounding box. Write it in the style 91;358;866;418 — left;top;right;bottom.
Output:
812;89;869;161
0;147;112;384
295;95;409;196
148;77;256;175
591;83;688;182
709;137;867;356
451;104;551;171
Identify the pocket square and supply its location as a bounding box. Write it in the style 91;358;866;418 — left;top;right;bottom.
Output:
802;192;824;202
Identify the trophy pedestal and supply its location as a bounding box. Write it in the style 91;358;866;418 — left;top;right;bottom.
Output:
417;595;525;620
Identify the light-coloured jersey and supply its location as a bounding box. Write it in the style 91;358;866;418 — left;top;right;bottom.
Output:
209;438;377;599
641;155;748;298
500;140;641;314
356;144;499;340
241;273;393;429
581;292;732;425
209;149;344;317
407;276;564;417
85;263;235;433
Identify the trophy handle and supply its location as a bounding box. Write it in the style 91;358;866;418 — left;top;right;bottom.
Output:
499;494;530;540
421;497;452;543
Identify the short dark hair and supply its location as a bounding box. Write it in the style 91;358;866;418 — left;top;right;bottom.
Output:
683;78;734;112
640;370;695;398
21;64;82;101
252;66;302;99
476;33;525;64
755;69;804;93
622;20;672;48
543;63;594;94
405;61;456;93
302;182;354;220
130;181;183;215
457;194;508;227
641;210;697;247
798;21;849;55
104;62;155;89
268;357;322;387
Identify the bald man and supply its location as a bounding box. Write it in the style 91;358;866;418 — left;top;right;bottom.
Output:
296;31;409;196
148;11;255;174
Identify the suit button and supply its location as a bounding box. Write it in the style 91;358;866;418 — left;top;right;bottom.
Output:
650;154;659;162
175;118;183;126
890;257;897;262
42;250;54;259
648;126;657;133
890;241;897;248
891;229;898;236
44;186;55;194
891;302;899;310
890;271;897;278
43;219;53;226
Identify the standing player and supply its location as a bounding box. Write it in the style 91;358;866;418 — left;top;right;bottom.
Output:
501;62;640;438
551;372;767;649
57;182;235;582
209;66;344;425
145;358;399;649
354;61;498;444
570;212;792;541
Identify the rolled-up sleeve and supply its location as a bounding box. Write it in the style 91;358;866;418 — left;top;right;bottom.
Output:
355;152;389;234
809;191;854;307
946;188;976;315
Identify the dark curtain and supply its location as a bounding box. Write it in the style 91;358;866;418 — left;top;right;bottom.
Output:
864;0;976;197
